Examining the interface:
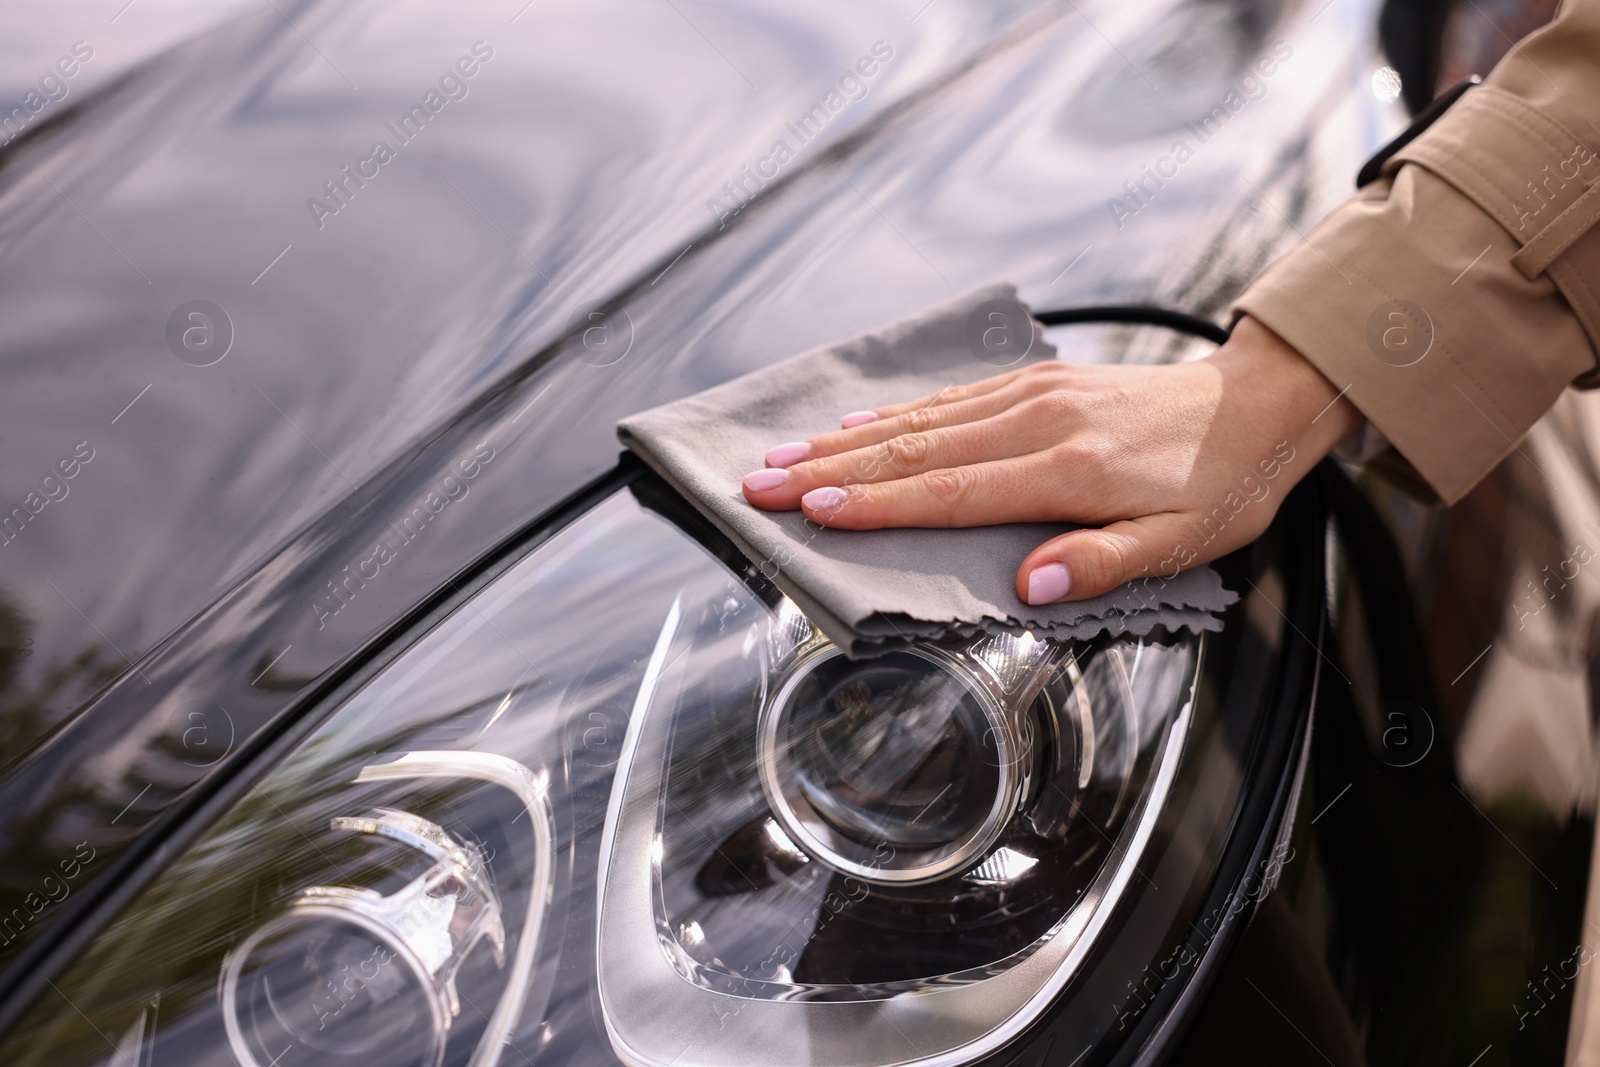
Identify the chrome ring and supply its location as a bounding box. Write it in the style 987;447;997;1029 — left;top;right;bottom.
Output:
756;645;1024;885
221;901;451;1067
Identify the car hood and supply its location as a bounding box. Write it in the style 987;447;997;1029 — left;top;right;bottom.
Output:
0;0;1382;1018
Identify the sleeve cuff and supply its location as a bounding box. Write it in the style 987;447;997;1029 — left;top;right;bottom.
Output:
1233;164;1595;505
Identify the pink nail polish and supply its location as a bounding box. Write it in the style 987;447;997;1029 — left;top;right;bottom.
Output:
840;411;878;429
765;441;811;468
743;468;790;492
802;486;848;512
1026;563;1072;605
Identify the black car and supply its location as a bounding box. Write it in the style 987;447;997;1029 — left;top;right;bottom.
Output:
0;1;1588;1065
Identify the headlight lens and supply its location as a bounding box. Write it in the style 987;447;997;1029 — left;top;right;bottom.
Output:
0;484;1240;1067
222;802;511;1067
762;645;1016;879
595;544;1198;1067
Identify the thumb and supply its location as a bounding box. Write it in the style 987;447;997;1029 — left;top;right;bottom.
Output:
1017;513;1202;605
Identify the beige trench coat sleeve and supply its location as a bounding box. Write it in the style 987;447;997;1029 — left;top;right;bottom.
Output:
1232;0;1600;505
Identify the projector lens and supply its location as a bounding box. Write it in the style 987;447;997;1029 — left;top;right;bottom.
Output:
225;910;445;1067
759;647;1021;884
785;650;1002;850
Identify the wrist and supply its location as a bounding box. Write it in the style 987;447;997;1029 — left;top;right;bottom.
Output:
1217;315;1363;459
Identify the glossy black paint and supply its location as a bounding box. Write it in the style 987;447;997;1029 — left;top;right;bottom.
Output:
1167;465;1593;1066
3;0;1588;1063
0;0;1348;991
0;0;1072;1004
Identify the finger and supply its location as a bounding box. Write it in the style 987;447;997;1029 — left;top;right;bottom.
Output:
744;415;1045;510
1015;513;1213;604
795;454;1065;529
766;384;1022;469
868;369;1026;422
799;372;1026;449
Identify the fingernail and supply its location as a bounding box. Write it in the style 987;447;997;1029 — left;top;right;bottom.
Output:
765;441;811;468
1026;563;1072;605
840;410;878;429
743;468;790;492
802;486;848;512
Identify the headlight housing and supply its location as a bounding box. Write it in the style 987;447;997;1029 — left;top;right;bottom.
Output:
595;565;1198;1066
0;472;1315;1067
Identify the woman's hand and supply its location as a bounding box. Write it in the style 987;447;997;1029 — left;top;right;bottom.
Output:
741;315;1362;605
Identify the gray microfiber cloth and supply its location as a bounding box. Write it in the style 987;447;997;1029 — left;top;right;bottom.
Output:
618;283;1237;655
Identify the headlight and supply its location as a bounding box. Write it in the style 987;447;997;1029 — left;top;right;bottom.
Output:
0;475;1310;1067
597;564;1197;1067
